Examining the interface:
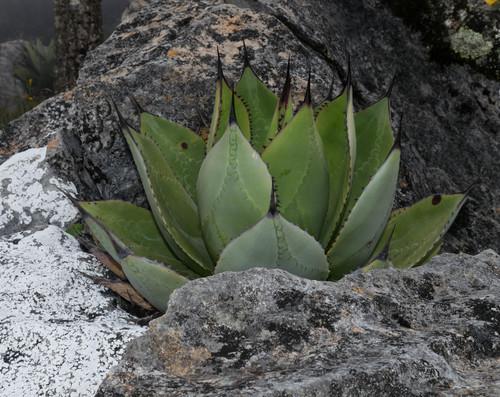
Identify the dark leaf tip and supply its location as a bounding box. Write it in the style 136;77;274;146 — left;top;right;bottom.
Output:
393;113;403;150
129;95;145;115
242;40;250;68
326;76;335;101
216;47;224;80
279;57;292;105
462;180;480;197
229;88;237;125
386;72;398;98
303;68;312;106
268;178;280;216
345;52;352;89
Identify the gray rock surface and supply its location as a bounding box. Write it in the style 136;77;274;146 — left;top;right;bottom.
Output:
0;40;27;111
384;0;500;80
97;251;500;396
0;226;145;396
0;0;498;253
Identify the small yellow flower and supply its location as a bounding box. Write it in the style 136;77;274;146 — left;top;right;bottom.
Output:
485;0;497;5
27;96;34;102
27;78;33;87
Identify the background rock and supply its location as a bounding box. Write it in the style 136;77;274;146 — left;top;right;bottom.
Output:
0;40;27;112
0;0;498;254
97;251;500;396
0;226;145;396
384;0;500;80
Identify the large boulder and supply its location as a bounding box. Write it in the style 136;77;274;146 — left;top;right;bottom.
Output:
97;251;500;396
0;145;145;394
0;225;145;396
0;0;498;254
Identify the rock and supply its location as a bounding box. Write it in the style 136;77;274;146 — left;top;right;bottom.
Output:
384;0;500;80
97;251;500;396
0;147;146;394
0;226;145;396
0;40;27;112
0;146;79;237
0;0;498;253
121;0;149;21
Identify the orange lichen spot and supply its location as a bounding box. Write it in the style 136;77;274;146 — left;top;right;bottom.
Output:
167;48;178;58
46;136;60;151
352;286;365;295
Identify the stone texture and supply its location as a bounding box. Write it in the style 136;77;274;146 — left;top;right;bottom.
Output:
0;40;27;111
97;251;500;396
384;0;500;80
54;0;103;91
0;226;145;396
0;0;498;253
0;146;79;237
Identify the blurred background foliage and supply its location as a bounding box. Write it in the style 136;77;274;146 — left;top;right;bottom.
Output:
0;0;131;129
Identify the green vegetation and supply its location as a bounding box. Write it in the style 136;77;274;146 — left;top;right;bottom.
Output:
77;49;467;312
0;39;55;129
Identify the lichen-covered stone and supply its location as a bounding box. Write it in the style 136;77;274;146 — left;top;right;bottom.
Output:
97;251;500;396
450;26;494;60
0;0;499;253
0;146;79;236
0;226;145;396
384;0;499;80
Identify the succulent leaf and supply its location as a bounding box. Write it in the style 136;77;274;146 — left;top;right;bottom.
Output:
123;126;213;275
262;105;330;240
345;97;394;214
362;259;393;272
140;113;205;200
374;194;466;269
197;122;273;260
328;146;401;279
316;85;356;247
235;65;278;151
121;255;189;312
215;211;329;281
79;200;198;278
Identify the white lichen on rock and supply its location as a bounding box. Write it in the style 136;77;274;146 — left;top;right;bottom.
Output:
450;27;493;60
0;226;145;396
0;147;79;235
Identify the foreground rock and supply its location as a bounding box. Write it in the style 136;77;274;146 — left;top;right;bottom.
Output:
0;0;498;253
0;146;78;236
0;226;145;396
98;251;500;396
0;148;145;395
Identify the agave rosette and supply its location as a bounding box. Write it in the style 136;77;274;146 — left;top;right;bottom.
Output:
77;49;467;312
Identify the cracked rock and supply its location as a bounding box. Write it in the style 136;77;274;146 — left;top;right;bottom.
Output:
97;251;500;396
0;226;145;396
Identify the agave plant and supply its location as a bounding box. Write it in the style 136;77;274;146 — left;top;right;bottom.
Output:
77;48;467;312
